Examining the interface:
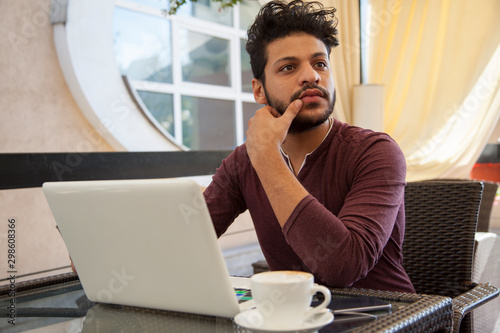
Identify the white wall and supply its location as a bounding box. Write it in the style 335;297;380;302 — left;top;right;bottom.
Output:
0;0;115;282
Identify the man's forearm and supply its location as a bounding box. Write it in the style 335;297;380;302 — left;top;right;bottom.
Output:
251;148;309;227
245;99;308;226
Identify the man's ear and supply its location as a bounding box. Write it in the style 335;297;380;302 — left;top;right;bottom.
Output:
252;78;267;105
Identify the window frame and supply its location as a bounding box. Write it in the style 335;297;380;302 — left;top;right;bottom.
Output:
52;0;260;151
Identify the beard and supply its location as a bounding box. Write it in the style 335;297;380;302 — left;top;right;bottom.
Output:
264;84;336;134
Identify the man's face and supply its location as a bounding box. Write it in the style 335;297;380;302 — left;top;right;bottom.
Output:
252;33;336;134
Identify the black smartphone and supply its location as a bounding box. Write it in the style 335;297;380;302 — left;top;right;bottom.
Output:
328;296;391;314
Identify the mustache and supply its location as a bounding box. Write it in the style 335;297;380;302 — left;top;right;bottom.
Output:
290;84;330;102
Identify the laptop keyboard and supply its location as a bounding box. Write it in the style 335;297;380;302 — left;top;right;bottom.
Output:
235;288;252;303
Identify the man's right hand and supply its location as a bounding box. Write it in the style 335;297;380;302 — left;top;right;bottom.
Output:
245;99;303;166
244;99;309;227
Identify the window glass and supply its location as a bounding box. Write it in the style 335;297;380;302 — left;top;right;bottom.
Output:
242;102;261;139
177;0;233;26
239;0;260;30
182;96;236;149
137;91;175;137
240;39;253;93
180;30;231;86
126;0;170;10
114;0;262;150
113;7;173;83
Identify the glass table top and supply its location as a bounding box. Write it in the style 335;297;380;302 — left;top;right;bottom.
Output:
0;275;452;333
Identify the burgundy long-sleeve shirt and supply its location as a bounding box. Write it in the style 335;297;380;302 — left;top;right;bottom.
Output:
204;119;415;293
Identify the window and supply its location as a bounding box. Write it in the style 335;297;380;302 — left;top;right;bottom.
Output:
113;0;261;150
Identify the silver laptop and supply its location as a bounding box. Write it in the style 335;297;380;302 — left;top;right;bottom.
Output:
42;178;252;318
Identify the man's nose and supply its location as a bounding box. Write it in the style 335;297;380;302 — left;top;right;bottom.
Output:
299;64;320;85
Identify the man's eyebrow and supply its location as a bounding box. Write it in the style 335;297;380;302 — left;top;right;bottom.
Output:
312;52;329;59
273;56;299;67
272;52;329;67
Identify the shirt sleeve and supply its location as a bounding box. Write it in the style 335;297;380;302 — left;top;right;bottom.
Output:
282;136;407;287
203;147;248;238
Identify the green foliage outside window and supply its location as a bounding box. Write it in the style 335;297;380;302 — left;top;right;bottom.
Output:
164;0;243;15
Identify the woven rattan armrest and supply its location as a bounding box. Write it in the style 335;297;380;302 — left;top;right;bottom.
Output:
331;287;453;332
0;272;79;296
451;283;499;333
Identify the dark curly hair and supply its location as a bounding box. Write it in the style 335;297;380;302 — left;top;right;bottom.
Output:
246;0;339;83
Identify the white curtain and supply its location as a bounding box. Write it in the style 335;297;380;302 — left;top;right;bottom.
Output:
323;0;361;124
365;0;500;181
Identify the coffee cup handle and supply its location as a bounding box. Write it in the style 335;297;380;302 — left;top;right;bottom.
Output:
304;284;331;320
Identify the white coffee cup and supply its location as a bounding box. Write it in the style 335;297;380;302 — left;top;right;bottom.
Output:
250;270;331;329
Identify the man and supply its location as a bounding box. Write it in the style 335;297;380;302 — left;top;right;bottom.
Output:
204;0;415;293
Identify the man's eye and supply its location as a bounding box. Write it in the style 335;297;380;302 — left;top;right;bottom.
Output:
315;62;328;68
280;65;294;72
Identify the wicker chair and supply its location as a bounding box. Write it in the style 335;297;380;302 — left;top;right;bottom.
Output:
420;178;499;232
403;180;499;333
476;181;499;232
473;232;500;332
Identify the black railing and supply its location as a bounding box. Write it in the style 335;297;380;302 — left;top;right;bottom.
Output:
0;151;232;190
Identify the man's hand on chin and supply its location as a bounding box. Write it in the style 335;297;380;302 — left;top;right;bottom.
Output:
246;99;302;166
244;99;308;227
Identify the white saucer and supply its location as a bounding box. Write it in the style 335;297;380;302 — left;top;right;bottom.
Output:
234;309;334;333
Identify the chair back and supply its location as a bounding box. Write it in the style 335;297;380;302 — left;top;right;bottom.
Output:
403;180;483;298
477;181;498;232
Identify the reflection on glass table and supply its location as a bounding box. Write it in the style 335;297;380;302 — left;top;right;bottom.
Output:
0;273;453;333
